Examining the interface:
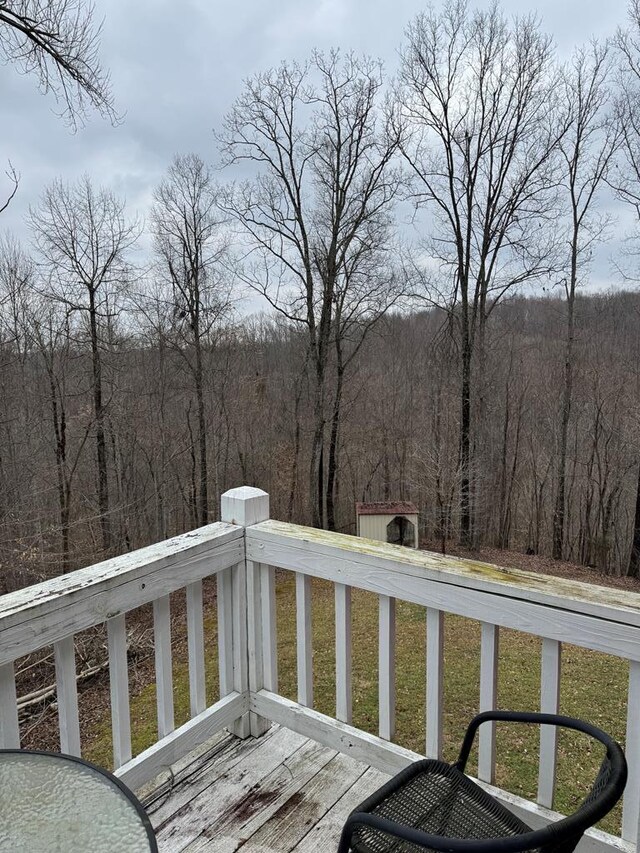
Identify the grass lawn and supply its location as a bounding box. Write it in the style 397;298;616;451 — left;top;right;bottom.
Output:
84;573;628;834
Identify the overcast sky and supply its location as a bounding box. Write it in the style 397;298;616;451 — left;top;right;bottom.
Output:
0;0;631;290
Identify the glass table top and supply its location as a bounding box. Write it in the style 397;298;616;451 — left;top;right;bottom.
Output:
0;751;156;852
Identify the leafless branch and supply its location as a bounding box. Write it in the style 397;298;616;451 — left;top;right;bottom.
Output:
0;0;117;128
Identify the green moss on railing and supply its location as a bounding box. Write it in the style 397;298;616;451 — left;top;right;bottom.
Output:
84;573;627;836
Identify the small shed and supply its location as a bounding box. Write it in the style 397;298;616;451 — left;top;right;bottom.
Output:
356;501;419;549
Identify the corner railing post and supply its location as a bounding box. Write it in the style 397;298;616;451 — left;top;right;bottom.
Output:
221;486;271;738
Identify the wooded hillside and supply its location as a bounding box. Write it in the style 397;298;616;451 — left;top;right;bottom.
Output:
0;288;638;585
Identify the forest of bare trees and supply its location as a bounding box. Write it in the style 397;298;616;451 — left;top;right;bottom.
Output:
3;0;640;585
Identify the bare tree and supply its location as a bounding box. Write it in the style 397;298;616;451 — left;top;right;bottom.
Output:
127;279;179;541
219;50;401;528
31;295;91;571
628;448;640;577
0;233;33;360
616;0;640;229
615;0;640;576
398;1;563;546
0;0;115;127
494;344;527;550
29;176;138;554
325;259;404;530
152;153;232;527
551;42;619;560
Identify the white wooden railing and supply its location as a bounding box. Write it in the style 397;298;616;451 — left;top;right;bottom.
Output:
0;488;257;791
1;486;640;853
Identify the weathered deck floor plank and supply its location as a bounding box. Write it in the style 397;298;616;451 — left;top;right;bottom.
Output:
141;725;389;853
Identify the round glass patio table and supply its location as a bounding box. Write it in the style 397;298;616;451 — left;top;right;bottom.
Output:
0;750;158;852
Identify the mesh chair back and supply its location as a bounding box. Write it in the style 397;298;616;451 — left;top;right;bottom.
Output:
581;756;612;809
340;712;627;853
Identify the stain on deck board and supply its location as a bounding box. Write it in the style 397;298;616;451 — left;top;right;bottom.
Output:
146;726;387;853
217;784;281;828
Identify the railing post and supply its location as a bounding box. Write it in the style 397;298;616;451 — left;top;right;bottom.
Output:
221;486;271;738
0;663;19;748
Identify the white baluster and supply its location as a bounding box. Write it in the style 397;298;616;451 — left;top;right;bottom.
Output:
153;595;174;738
538;638;561;808
186;580;206;717
426;608;444;759
379;595;396;741
54;635;81;755
478;623;499;783
0;662;19;748
296;573;313;707
623;660;640;844
335;583;352;723
107;615;131;768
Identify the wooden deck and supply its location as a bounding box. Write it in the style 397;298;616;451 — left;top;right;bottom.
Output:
140;725;390;852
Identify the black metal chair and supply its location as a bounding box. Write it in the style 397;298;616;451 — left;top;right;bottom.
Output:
338;711;627;853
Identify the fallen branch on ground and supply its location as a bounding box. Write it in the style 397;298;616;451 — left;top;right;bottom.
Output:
17;660;109;715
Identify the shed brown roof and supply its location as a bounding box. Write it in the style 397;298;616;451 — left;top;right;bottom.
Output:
355;501;418;516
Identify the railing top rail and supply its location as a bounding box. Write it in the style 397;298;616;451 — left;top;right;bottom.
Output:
247;520;640;629
0;522;243;666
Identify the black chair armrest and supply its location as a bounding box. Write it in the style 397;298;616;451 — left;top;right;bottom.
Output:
455;710;623;775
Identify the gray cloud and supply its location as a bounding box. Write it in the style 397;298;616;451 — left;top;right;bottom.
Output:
0;0;629;286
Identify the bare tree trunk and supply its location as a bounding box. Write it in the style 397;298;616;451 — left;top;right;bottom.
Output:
108;426;132;552
89;286;111;554
326;365;344;532
500;392;524;551
48;371;71;572
309;360;326;529
472;309;489;548
628;463;640;578
157;334;168;540
287;415;301;523
459;334;473;547
552;254;576;560
194;336;209;526
580;405;599;566
186;404;198;528
287;359;306;523
497;379;510;549
383;437;391;501
310;269;337;530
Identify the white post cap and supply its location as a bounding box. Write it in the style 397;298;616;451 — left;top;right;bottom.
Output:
221;487;270;527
